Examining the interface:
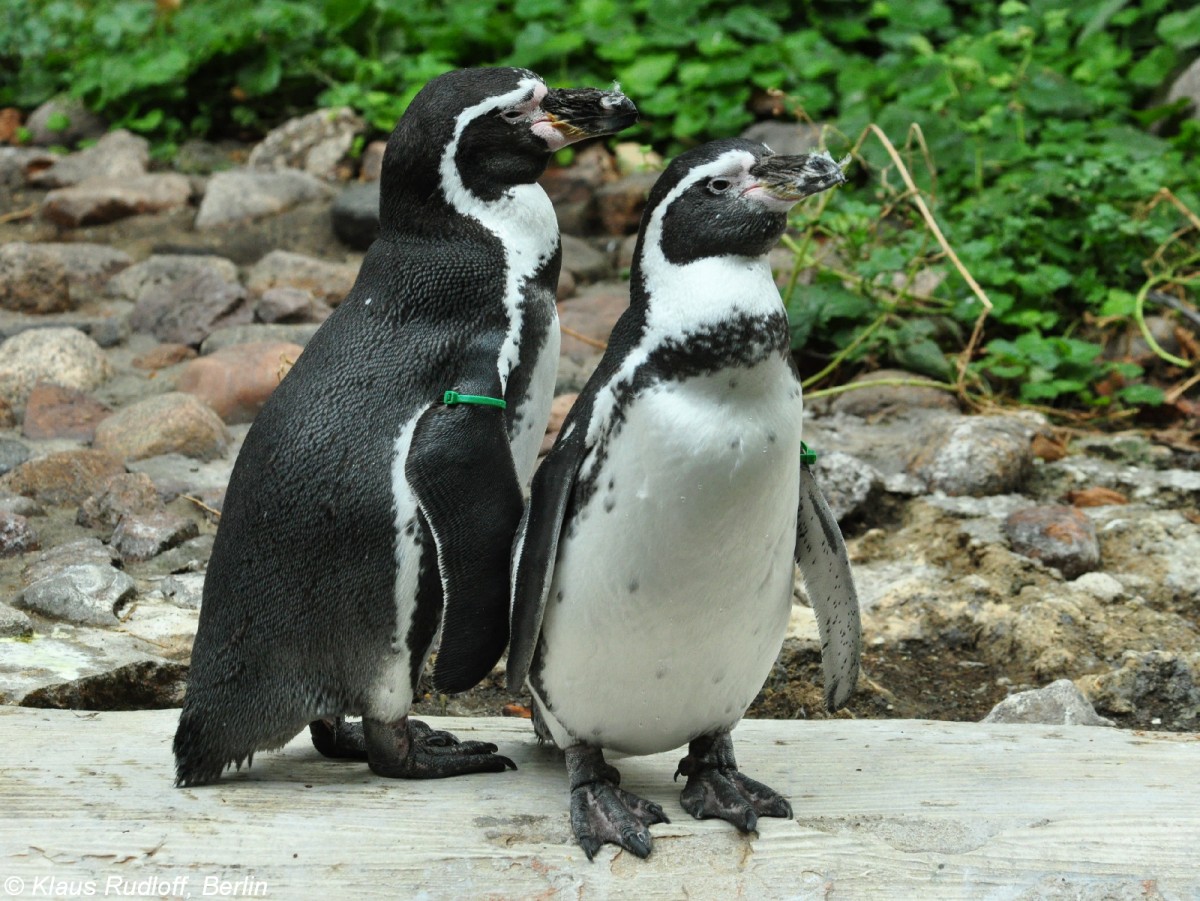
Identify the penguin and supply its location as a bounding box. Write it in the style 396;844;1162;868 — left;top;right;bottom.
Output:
173;68;638;787
508;138;861;859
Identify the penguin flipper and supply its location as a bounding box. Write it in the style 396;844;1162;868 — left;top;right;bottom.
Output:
407;402;524;694
794;464;862;712
507;435;585;691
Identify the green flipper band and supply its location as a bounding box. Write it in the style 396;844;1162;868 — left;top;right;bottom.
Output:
443;390;507;410
800;441;817;466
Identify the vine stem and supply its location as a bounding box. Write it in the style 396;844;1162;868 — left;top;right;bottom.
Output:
801;314;888;389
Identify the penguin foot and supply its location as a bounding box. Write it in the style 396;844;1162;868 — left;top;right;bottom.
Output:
675;731;792;832
309;717;368;759
364;717;517;778
566;744;670;860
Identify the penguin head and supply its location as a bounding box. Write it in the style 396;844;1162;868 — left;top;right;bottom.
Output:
380;68;637;225
637;138;846;265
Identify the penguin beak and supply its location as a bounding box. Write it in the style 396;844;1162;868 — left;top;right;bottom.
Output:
540;84;639;142
747;151;848;202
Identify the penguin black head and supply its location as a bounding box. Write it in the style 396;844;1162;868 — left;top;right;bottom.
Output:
380;67;637;228
638;138;846;266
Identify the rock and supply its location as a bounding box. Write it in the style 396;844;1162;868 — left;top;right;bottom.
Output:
255;287;331;324
1074;432;1173;468
330;180;380;250
558;281;627;358
28;243;132;297
27;129;147;187
2;449;125;506
177;340;302;423
247;107;364;180
556;269;577;302
830;369;960;417
596;171;657;235
76;472;162;529
359;140;386;181
1003;505;1100;580
106;254;238;303
810;450;883;522
131;343;197;370
246;249;358;304
0;397;11;428
612;142;664;175
0;511;38;557
1078;650;1200;725
126;453;237;503
540;144;620;234
909;415;1036;497
0;438;31;475
1165;55;1200;121
560;234;611;283
128;267;251;346
18;660;188;711
541;392;578;454
24;97;107;146
982;679;1113;726
0;603;33;637
1071;572;1125;603
93;393;231;463
0;326;113;412
0;242;71;313
739;121;825;156
110;510;200;562
160;572;205;609
0;492;43;516
15;563;136;626
194;168;336;229
200;322;321;354
21;383;111;441
149;534;216;575
1064;486;1128;508
41;173;193;227
23;538;120;585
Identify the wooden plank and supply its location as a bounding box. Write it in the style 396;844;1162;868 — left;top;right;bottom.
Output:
0;709;1196;899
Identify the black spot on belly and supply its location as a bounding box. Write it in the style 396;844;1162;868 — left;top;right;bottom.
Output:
767;432;777;444
603;496;615;513
628;579;639;593
729;379;738;389
555;589;564;604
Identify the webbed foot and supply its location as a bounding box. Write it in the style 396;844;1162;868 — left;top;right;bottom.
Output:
365;716;517;778
675;731;792;832
566;744;670;860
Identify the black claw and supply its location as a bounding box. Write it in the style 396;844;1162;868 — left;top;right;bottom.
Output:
362;717;515;779
677;731;791;832
565;745;666;860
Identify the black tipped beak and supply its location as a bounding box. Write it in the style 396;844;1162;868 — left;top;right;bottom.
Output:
541;85;639;140
749;151;847;202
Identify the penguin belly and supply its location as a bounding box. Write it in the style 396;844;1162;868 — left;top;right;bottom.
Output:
533;360;802;756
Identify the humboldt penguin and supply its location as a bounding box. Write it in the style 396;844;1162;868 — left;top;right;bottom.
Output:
508;138;860;858
174;67;638;786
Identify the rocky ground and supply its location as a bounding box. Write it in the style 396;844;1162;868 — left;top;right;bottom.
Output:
1;106;1198;738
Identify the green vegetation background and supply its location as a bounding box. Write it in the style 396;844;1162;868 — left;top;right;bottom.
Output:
2;0;1199;414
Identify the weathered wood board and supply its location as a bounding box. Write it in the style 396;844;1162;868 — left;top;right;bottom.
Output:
0;708;1196;899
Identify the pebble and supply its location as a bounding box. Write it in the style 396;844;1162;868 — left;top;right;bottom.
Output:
330;181;380;250
23;538;120;585
93;392;231;463
1003;505;1100;580
76;472;162;529
177;340;302;423
0;438;31;475
160;572;205;610
358;140;386;181
24;97;107;147
982;679;1113;726
42;173;193;227
246;249;358;304
0;327;114;413
560;234;611;283
0;511;39;557
106;254;238;303
1071;571;1125;603
0;243;72;313
0;492;42;516
128;267;251;346
31;243;133;297
2;449;125;507
595;171;656;235
255;287;331;324
200;323;321;354
247;107;363;181
909;415;1035;497
21;383;111;441
810;450;882;523
27;129;148;188
15;563;137;626
0;603;33;638
110;510;200;562
194;168;336;229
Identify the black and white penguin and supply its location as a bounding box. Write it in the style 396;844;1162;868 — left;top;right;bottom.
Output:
508;138;861;859
173;68;637;787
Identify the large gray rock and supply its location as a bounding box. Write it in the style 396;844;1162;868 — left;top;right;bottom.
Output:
0;603;33;637
27;243;132;297
247;107;364;180
982;679;1113;726
829;369;960;417
0;438;31;476
908;415;1036;496
27;129;148;187
195;168;335;229
42;173;192;227
0;146;55;188
560;234;611;283
110;510;200;562
0;327;113;413
200;323;321;354
17;660;188;711
810;449;882;522
106;254;239;303
15;563;136;626
246;249;357;304
128;267;251;346
23;538;120;585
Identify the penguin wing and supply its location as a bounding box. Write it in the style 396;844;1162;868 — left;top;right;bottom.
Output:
795;463;862;712
407;401;525;694
506;430;586;691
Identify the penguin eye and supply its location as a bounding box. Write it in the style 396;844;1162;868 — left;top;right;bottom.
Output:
707;178;732;194
500;108;526;123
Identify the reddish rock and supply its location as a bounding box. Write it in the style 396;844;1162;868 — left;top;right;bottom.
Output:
42;173;192;227
21;383;111;441
177;341;303;424
596;171;657;236
1;449;125;506
131;344;198;370
539;143;619;234
1004;505;1100;580
0;243;71;313
93;393;231;463
1065;487;1129;508
359;140;386;181
246;250;358;305
558;282;627;358
77;472;162;529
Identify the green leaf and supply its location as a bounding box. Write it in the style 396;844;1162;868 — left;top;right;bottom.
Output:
618;53;678;94
1116;384;1165;406
238;49;282;97
1158;7;1200;50
891;334;953;380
